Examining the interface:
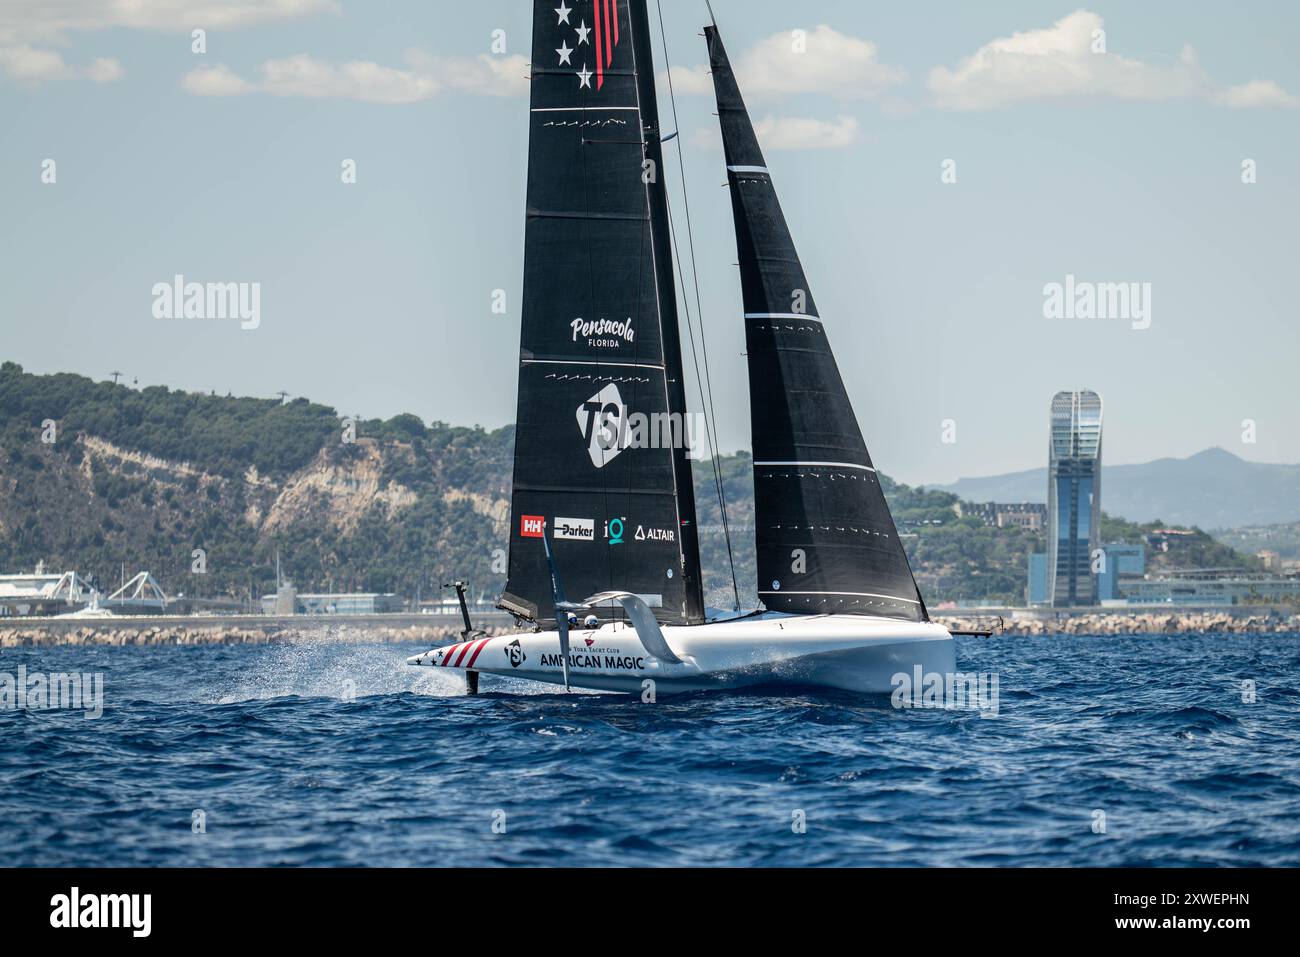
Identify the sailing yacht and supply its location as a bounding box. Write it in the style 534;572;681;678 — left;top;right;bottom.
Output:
408;1;956;693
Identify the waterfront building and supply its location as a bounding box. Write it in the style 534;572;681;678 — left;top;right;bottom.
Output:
1097;543;1146;602
966;502;1047;530
1031;541;1145;606
1028;552;1049;605
259;592;405;615
0;567;92;616
1046;390;1103;607
1118;570;1300;606
1257;550;1282;572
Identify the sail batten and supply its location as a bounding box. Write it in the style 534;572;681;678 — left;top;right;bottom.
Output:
502;1;704;625
706;25;927;622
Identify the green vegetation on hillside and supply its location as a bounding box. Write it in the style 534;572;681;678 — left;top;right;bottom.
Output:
0;364;1260;607
1;361;336;479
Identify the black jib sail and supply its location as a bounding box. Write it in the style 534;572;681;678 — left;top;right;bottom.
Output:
705;25;927;622
501;0;704;625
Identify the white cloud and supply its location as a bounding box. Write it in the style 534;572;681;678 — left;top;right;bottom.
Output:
664;25;905;100
181;62;254;96
928;10;1212;110
257;54;437;103
1216;79;1299;109
181;52;528;103
753;114;860;150
661;64;713;97
404;51;529;98
85;57;124;83
691;114;860;152
0;44;123;84
0;0;338;43
0;44;69;81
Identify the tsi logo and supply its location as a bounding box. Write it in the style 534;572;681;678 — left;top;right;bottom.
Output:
574;383;703;468
50;887;151;937
576;384;628;468
554;517;595;542
520;515;545;538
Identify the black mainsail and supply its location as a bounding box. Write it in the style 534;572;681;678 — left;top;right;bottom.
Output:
502;0;704;625
706;26;927;622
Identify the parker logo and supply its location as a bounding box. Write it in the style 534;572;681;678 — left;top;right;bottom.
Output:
576;383;627;468
554;517;595;542
505;639;526;668
520;515;545;538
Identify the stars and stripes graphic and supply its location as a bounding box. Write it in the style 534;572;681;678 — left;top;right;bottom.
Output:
555;0;621;91
434;637;494;669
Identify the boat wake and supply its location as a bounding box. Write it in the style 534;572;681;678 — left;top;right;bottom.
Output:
209;641;467;704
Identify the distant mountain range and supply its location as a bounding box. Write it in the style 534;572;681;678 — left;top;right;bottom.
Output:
937;448;1300;530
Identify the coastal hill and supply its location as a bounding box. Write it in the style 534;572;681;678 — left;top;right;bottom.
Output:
0;363;1253;608
938;447;1300;530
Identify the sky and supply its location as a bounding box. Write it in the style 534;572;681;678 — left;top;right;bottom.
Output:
2;0;1298;487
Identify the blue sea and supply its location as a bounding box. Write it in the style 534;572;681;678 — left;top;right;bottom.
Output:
2;633;1298;867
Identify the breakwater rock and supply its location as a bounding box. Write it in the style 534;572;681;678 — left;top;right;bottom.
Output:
0;616;519;648
940;611;1300;637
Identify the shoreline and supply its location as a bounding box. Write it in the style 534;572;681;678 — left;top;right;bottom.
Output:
0;609;1297;645
936;610;1300;636
0;613;518;648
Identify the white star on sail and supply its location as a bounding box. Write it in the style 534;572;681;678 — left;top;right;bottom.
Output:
577;64;593;89
575;20;591;45
554;2;571;25
556;41;573;66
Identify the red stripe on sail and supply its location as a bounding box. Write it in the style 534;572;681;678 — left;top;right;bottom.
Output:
441;643;462;666
612;0;619;47
453;641;476;667
605;0;614;67
465;638;492;669
593;0;604;89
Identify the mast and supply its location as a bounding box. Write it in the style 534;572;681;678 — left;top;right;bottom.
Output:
628;0;704;623
500;0;705;625
705;24;928;622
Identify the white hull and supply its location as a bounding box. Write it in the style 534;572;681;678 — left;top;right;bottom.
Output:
407;613;955;695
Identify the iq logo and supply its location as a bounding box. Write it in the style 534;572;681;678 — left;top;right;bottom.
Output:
520;515;545;538
606;518;625;545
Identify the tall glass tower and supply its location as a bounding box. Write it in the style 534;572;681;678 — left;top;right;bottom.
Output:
1047;390;1103;607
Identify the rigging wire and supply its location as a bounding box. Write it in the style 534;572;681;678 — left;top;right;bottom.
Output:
655;0;740;612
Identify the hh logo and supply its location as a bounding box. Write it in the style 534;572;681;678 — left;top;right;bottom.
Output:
576;383;627;468
520;515;545;538
505;639;527;668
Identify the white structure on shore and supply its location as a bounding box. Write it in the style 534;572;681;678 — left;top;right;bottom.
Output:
0;566;93;616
